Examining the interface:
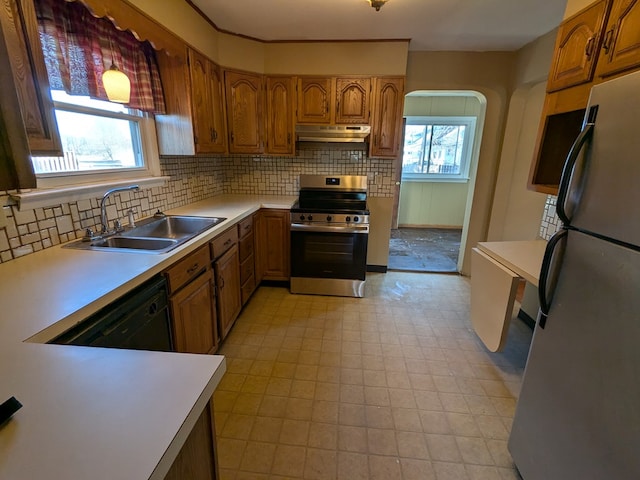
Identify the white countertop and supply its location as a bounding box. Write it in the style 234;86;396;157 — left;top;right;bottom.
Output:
0;194;295;480
477;239;547;287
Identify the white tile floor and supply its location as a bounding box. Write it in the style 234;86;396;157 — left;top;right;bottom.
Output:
213;272;532;480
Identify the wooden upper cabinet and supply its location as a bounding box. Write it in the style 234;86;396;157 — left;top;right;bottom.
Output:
156;48;227;155
297;77;332;124
225;70;264;154
547;0;610;92
596;0;640;77
188;50;227;154
265;76;295;155
334;77;371;124
370;77;405;158
0;0;62;155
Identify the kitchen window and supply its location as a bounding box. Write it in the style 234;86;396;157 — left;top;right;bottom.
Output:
26;0;166;194
402;116;476;182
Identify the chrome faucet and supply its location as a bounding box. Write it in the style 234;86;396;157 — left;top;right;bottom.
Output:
100;185;140;234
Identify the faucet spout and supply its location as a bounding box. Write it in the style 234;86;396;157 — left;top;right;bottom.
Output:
100;185;140;234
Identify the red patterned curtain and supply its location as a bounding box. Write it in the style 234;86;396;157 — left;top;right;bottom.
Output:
35;0;166;114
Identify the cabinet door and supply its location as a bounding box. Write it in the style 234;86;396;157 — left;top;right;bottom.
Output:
0;0;62;155
597;0;640;77
256;209;290;281
225;70;263;154
188;49;216;154
297;77;332;124
155;48;196;156
334;77;371;124
547;0;610;92
215;244;241;340
265;76;295;155
370;77;405;158
208;62;227;153
170;269;218;354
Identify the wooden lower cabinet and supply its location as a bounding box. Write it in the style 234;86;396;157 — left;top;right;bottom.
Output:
238;215;257;305
164;401;218;480
165;245;218;354
169;268;218;354
214;244;242;339
255;209;290;282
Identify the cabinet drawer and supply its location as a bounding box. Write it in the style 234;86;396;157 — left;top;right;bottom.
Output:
240;253;255;283
238;233;254;262
238;215;253;239
164;245;211;294
241;274;256;305
211;227;238;259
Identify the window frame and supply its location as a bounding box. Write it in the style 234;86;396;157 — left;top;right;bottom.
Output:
33;95;162;191
401;116;477;183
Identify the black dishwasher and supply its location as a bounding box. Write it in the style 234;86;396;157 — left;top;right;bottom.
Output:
51;275;173;351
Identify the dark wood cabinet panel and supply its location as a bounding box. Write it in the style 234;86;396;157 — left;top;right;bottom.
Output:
297;77;332;124
214;244;241;340
334;77;371;124
0;0;61;156
597;0;640;77
170;269;218;355
256;209;290;282
265;76;294;155
225;70;263;154
370;77;405;158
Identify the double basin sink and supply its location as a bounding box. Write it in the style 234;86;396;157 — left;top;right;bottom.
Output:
65;215;227;254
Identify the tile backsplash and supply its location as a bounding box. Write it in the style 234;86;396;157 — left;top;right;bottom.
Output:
0;148;396;263
539;195;562;240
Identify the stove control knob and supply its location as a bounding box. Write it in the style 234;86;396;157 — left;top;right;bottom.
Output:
326;215;332;222
354;216;360;223
346;216;351;222
308;215;313;221
299;215;305;221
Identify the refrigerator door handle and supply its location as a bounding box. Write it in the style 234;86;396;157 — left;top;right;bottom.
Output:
556;123;594;225
538;228;568;328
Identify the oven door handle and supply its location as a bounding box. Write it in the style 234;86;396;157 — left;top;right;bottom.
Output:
290;223;370;234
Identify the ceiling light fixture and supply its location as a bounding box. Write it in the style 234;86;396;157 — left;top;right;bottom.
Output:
369;0;388;11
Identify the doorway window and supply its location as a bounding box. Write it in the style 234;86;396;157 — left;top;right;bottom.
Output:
402;116;476;182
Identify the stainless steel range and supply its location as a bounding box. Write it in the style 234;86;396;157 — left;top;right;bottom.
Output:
290;175;369;298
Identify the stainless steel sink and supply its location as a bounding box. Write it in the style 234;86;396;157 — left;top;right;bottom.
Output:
64;215;227;254
89;236;179;251
124;215;226;240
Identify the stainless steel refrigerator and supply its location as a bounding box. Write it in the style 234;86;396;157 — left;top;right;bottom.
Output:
508;70;640;479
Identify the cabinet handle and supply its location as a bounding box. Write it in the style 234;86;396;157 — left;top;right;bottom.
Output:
187;263;200;275
584;36;595;58
213;129;217;140
602;28;614;54
224;238;232;246
220;277;225;289
230;132;235;143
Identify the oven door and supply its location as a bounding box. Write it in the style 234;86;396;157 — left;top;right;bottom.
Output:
290;224;368;280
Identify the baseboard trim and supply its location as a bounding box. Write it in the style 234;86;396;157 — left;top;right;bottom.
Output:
396;224;463;229
367;265;387;273
517;308;536;330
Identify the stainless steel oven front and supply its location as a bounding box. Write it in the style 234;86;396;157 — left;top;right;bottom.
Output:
290;219;369;297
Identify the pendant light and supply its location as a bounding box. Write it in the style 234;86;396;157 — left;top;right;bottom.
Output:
369;0;389;11
102;36;130;103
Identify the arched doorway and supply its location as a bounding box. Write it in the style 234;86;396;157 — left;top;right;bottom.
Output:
389;90;487;273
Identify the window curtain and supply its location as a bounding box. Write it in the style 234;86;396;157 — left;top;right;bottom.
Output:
35;0;166;114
